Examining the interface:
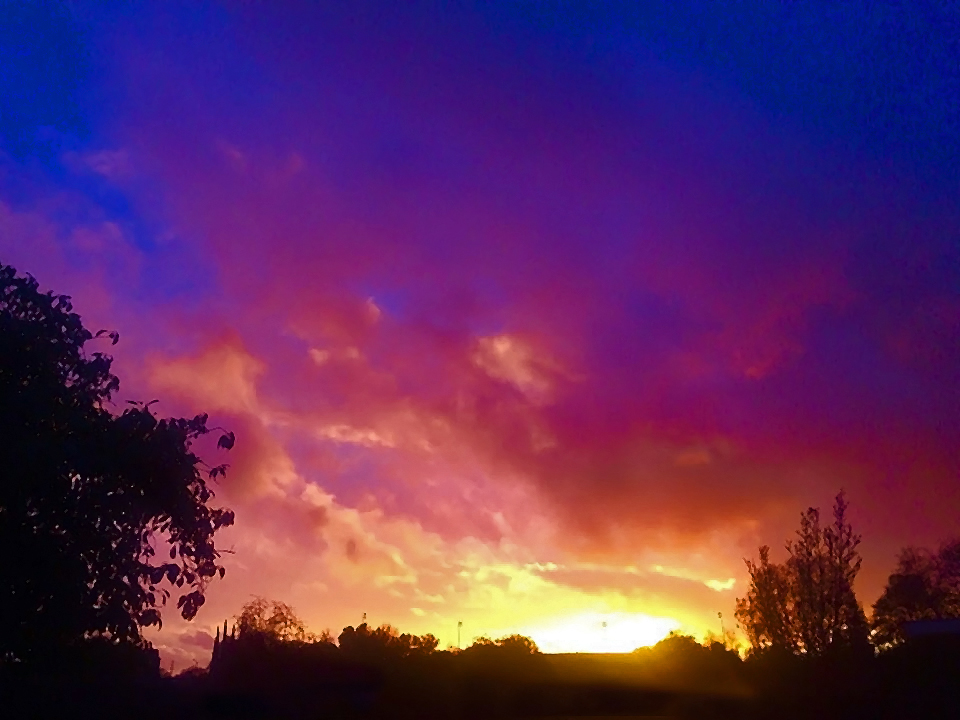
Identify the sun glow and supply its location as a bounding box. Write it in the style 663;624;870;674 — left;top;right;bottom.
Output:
518;611;681;654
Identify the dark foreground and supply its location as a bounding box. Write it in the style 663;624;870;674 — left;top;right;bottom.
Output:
3;636;959;720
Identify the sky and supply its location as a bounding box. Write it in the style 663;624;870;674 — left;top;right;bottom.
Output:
2;1;959;668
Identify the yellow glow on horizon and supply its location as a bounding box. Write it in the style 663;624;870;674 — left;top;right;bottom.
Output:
516;611;681;654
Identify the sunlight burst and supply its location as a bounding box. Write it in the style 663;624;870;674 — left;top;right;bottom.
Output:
519;611;681;653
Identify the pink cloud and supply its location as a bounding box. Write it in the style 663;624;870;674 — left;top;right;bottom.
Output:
7;3;959;663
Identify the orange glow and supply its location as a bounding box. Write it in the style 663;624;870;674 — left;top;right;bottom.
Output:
516;611;681;653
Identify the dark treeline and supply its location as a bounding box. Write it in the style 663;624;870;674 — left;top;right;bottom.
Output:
5;602;960;719
167;505;960;720
193;606;749;720
3;260;960;719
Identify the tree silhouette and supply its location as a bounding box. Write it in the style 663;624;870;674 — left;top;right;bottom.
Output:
490;633;540;654
463;634;540;655
872;539;960;648
236;597;310;642
632;631;743;693
736;545;796;652
459;633;545;685
736;491;868;655
789;491;868;653
338;622;439;662
0;263;235;666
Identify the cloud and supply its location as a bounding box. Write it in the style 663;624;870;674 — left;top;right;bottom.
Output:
7;2;960;666
149;338;265;416
179;630;214;651
63;149;132;179
114;24;958;617
472;333;565;405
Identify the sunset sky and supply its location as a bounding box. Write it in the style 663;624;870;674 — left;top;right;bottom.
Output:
2;2;959;668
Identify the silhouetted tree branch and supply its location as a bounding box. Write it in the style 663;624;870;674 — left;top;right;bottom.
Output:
0;262;235;666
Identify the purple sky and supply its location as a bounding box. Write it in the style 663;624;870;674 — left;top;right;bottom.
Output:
2;2;958;666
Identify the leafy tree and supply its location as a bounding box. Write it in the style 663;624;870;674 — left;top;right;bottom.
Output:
872;539;960;648
236;597;310;642
735;492;868;655
0;263;235;666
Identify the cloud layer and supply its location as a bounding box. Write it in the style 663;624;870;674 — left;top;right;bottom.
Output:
2;2;959;665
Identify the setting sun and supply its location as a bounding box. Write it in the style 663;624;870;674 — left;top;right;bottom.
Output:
518;611;681;654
